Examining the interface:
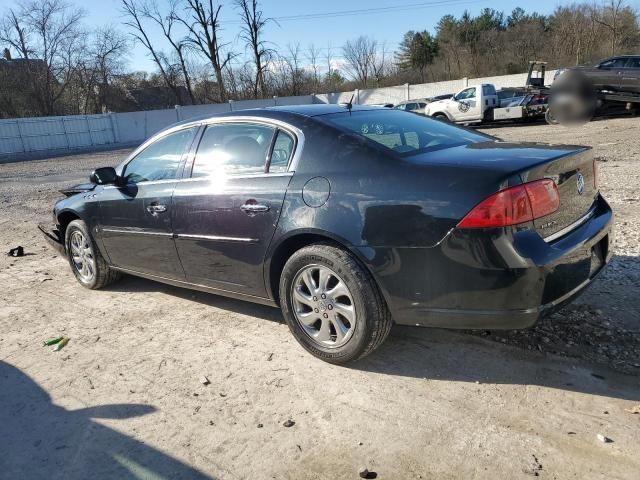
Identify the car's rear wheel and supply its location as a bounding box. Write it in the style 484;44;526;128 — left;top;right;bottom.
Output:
65;219;120;289
279;243;393;364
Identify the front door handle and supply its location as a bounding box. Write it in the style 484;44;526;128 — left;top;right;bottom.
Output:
146;204;167;215
240;203;270;214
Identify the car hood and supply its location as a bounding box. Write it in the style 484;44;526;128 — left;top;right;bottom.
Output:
427;99;450;109
59;182;95;197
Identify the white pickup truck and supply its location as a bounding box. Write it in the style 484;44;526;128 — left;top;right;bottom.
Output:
425;83;545;124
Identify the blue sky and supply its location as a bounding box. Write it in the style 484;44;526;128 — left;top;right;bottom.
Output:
81;0;580;72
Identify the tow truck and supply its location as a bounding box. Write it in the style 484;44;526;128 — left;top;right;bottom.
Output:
425;61;550;125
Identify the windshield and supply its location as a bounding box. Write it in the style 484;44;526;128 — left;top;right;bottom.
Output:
320;109;489;156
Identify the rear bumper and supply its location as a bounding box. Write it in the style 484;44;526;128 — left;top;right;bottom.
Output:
357;194;613;330
38;224;66;256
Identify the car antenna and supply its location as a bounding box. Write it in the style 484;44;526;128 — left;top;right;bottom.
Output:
346;93;355;114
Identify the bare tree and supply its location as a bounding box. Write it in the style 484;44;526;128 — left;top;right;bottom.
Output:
142;0;195;104
592;0;625;55
324;42;334;91
306;43;320;92
284;42;303;95
120;0;182;103
0;0;85;115
177;0;234;101
234;0;273;98
342;36;377;87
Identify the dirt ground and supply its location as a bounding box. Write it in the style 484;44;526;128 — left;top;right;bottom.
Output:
1;117;639;479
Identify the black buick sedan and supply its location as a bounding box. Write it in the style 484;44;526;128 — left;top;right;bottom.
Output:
41;105;613;363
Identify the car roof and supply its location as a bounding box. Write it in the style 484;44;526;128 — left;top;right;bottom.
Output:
265;104;383;116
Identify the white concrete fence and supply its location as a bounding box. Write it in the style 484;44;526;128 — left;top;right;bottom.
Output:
0;70;554;158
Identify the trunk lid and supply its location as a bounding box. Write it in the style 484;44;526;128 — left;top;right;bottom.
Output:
523;147;597;239
410;141;598;238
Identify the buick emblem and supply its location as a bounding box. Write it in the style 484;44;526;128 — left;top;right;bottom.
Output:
576;173;585;195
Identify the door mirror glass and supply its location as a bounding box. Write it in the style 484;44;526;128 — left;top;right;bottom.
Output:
90;167;119;185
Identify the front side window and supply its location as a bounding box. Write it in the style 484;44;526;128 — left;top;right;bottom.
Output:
192;123;276;177
123;127;197;184
320;109;487;157
599;58;627;69
456;87;476;100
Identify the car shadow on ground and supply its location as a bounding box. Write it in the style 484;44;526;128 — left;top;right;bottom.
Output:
353;325;640;402
104;274;285;324
0;361;215;479
104;271;639;402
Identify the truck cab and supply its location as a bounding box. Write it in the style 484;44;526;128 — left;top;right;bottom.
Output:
425;84;498;123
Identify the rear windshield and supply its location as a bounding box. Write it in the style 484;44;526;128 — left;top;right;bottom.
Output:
320;109;488;156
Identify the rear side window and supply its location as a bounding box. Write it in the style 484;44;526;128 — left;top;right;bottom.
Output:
321;109;487;156
192;123;275;177
123;127;197;184
626;57;640;68
600;58;627;68
482;85;497;96
269;130;295;173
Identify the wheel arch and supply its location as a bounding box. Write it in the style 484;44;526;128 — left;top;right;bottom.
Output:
265;229;384;307
57;209;82;239
431;111;452;121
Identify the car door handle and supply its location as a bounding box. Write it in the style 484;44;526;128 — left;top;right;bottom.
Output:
240;203;270;214
146;204;167;215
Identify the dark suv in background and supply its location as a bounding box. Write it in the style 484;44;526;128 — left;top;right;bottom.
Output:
556;55;640;93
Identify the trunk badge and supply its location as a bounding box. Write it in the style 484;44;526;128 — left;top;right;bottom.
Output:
576;173;585;195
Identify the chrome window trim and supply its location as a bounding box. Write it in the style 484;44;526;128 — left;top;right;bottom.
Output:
543;207;596;243
175;171;294;184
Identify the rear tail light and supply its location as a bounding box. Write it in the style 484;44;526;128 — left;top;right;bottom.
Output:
593;158;598;189
457;179;559;229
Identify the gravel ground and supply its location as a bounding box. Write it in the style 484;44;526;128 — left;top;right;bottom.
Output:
1;118;639;479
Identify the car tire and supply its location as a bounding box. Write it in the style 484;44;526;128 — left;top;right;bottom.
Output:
433;113;449;122
279;243;393;364
65;219;120;289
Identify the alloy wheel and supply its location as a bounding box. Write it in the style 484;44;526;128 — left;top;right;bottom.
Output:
291;264;356;348
69;230;95;282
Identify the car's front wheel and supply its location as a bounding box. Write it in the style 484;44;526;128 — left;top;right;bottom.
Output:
279;244;393;364
65;219;120;289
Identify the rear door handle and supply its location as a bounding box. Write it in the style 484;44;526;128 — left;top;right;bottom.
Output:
240;203;270;214
146;204;167;215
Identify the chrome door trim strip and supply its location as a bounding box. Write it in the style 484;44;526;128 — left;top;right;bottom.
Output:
101;227;173;238
543;207;596;243
176;233;260;243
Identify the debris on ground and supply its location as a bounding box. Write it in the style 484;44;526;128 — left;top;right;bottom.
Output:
283;419;295;428
53;337;69;351
597;434;612;443
43;336;63;347
624;405;640;414
7;246;24;257
257;423;263;428
467;303;640;375
359;466;377;478
200;376;210;386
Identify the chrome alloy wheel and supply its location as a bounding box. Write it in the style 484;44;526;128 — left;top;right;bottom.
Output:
291;264;356;348
69;230;95;282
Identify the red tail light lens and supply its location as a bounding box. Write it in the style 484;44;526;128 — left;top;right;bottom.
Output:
458;179;559;229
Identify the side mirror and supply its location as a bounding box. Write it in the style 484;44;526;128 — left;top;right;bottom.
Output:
90;167;119;185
